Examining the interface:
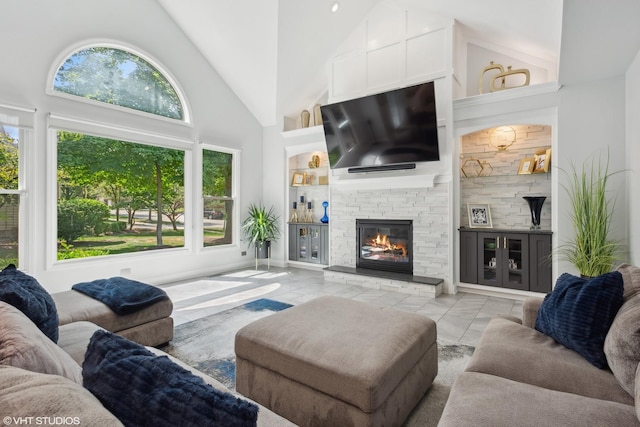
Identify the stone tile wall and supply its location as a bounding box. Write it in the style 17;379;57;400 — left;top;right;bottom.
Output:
460;125;552;229
328;183;450;281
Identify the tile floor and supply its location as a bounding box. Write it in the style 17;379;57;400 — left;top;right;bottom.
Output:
160;266;524;346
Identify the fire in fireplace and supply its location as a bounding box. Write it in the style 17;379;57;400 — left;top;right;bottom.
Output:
356;219;413;274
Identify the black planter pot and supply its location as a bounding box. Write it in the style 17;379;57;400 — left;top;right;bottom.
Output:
254;241;271;259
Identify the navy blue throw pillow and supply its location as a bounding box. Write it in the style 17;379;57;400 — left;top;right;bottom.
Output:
83;330;258;427
0;264;59;343
535;271;624;368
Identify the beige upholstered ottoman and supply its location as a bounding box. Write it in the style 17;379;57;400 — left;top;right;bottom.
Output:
235;295;437;427
52;290;173;347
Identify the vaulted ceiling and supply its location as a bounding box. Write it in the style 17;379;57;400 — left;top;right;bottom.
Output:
158;0;640;127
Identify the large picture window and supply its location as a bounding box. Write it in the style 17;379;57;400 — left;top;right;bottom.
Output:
53;46;185;121
0;125;20;268
202;149;234;247
56;131;185;260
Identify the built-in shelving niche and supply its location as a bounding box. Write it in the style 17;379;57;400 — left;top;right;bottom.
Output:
459;124;552;230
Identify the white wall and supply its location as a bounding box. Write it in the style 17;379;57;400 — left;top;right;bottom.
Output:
626;50;640;266
0;0;263;291
556;77;629;275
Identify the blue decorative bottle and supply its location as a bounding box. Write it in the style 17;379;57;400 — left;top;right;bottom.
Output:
320;201;329;223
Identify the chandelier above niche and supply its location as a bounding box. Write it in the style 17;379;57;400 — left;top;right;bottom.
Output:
488;126;516;151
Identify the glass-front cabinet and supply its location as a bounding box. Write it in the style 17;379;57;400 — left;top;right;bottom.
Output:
478;232;528;290
289;223;328;265
459;229;551;293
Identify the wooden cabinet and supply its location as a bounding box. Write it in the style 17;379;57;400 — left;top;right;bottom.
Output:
460;229;552;293
528;233;553;293
459;230;478;284
289;223;329;265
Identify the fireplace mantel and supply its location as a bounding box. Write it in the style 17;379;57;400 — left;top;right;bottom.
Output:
329;171;440;190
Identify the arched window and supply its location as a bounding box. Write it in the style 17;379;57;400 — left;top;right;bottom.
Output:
53;47;185;121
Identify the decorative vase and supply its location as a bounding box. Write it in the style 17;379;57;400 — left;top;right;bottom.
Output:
289;202;298;223
523;196;546;229
301;110;310;128
320;201;329;224
313;104;322;126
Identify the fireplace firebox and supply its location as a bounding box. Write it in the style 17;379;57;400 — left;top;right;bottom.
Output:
356;219;413;274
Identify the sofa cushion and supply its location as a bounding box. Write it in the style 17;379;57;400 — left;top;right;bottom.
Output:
535;271;624;368
58;321;104;365
439;372;639;427
617;263;640;300
636;362;640;421
0;365;122;426
83;330;259;427
466;317;633;405
0;301;82;384
0;264;59;342
605;264;640;395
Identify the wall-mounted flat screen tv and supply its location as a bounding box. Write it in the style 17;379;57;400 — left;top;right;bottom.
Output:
320;81;439;172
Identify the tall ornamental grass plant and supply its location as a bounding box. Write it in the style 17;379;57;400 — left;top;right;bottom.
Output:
560;152;623;277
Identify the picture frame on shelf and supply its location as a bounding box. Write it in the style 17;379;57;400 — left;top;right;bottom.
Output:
517;157;535;174
304;173;315;185
533;148;552;173
291;172;305;186
468;203;493;228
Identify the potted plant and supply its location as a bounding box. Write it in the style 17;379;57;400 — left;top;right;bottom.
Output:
241;203;281;260
559;151;623;277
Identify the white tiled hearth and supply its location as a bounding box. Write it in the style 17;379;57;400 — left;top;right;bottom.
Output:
324;265;443;298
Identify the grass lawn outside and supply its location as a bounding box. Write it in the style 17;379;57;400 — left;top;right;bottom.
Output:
58;218;227;259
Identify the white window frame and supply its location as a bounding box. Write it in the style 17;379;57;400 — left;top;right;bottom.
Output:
197;141;241;251
46;39;192;126
0;103;35;271
46;114;194;269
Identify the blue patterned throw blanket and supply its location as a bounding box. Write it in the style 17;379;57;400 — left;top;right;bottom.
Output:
72;277;169;315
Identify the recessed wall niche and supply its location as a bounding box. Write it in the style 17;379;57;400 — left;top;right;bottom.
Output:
460;124;552;230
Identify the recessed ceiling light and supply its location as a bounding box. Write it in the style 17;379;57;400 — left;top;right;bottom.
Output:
331;1;339;13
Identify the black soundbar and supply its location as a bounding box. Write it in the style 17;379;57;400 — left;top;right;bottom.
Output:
347;163;416;174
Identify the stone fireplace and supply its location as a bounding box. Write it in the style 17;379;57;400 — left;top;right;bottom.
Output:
323;181;450;296
356;219;413;274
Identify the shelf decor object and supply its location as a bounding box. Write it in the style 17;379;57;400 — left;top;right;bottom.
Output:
523;196;546;229
304;202;314;223
533;148;552;173
467;203;492;228
518;157;535;174
478;61;505;94
308;154;320;168
460;157;493;178
489;126;516;151
313;104;322;126
301;110;310;128
292;172;304;186
289;202;299;223
478;61;530;94
460;157;483;177
489;65;530;92
320;201;329;224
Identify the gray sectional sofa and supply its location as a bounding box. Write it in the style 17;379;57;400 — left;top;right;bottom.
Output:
439;263;640;427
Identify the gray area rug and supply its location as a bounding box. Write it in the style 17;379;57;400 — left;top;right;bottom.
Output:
162;298;474;426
